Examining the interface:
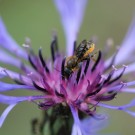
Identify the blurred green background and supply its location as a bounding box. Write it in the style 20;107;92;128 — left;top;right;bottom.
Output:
0;0;135;135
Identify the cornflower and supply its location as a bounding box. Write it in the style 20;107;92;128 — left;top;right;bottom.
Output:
0;0;135;135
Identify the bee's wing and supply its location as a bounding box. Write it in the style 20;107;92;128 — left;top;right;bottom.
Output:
74;39;87;57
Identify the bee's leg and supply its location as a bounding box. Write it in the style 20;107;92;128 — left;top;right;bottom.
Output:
90;51;99;62
91;55;96;62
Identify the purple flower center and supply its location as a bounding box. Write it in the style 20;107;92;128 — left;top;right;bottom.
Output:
15;37;126;118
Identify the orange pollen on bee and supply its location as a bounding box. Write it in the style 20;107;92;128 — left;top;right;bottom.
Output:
83;43;95;58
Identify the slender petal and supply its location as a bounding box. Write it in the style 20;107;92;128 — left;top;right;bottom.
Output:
81;117;108;135
71;124;82;135
124;110;135;117
109;81;135;92
0;82;34;92
105;65;127;79
0;94;45;104
70;105;82;135
0;94;46;128
71;107;108;135
122;88;135;93
123;63;135;75
54;0;87;56
0;17;27;59
0;49;22;67
105;16;135;66
0;104;17;127
98;99;135;117
0;66;31;83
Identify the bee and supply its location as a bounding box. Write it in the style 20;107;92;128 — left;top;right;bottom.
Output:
63;55;78;78
63;40;95;78
75;40;95;61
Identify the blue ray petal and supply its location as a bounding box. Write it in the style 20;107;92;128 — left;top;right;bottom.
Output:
0;94;45;104
0;17;27;59
0;104;17;127
0;81;34;92
98;99;135;117
53;0;87;56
